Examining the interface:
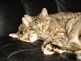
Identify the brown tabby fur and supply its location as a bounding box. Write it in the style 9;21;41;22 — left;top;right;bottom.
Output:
9;8;81;60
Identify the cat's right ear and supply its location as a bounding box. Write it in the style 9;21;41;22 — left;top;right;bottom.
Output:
22;15;32;26
40;8;48;17
9;33;18;38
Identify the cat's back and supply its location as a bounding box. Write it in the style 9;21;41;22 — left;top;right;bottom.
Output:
49;12;81;23
43;12;81;40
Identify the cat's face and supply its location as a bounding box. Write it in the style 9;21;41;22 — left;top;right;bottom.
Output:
9;15;38;42
9;8;49;42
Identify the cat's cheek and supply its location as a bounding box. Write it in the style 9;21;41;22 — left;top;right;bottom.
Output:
29;35;38;42
19;37;29;42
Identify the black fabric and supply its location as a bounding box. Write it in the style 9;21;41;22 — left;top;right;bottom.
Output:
0;38;76;61
0;0;57;37
0;0;25;37
0;0;81;61
22;0;57;16
55;0;81;12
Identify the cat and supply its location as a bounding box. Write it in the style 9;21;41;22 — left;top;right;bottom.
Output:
9;8;81;60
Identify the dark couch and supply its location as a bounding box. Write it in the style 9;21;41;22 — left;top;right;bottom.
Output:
0;0;79;61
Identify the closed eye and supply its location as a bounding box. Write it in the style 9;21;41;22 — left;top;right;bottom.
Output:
20;31;23;34
78;34;81;41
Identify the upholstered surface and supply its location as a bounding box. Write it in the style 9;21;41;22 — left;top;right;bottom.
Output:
0;37;76;61
0;0;81;61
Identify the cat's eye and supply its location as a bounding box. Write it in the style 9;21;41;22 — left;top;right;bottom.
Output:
78;34;81;40
78;33;81;41
20;31;23;34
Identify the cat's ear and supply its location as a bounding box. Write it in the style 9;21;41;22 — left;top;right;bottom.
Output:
40;8;48;17
9;33;18;38
22;15;32;26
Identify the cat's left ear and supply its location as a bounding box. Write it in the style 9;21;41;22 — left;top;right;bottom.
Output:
40;8;48;17
9;33;18;38
22;15;32;26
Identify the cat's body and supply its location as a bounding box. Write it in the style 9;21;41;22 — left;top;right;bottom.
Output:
9;8;81;60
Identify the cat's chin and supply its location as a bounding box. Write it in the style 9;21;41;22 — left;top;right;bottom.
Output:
27;39;37;43
19;37;38;43
27;36;38;43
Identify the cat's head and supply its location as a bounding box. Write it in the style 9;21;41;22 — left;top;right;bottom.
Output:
9;8;49;42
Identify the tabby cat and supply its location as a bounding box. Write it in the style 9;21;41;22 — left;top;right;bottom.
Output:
9;8;81;60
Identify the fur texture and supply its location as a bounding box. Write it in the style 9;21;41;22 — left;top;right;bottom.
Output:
9;8;81;60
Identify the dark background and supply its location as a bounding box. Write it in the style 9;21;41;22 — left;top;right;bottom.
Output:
0;0;81;61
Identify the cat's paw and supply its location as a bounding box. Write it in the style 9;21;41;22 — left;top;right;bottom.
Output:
42;44;54;55
42;43;66;55
42;48;54;55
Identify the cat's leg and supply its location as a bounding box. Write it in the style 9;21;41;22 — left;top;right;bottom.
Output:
41;38;66;55
41;38;54;55
42;37;68;55
67;19;81;50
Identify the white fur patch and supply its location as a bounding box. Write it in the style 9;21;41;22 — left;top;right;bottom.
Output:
30;35;38;42
27;34;38;42
43;48;54;55
9;34;18;38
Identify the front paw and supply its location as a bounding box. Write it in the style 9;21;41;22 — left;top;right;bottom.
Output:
42;44;54;55
42;43;66;55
